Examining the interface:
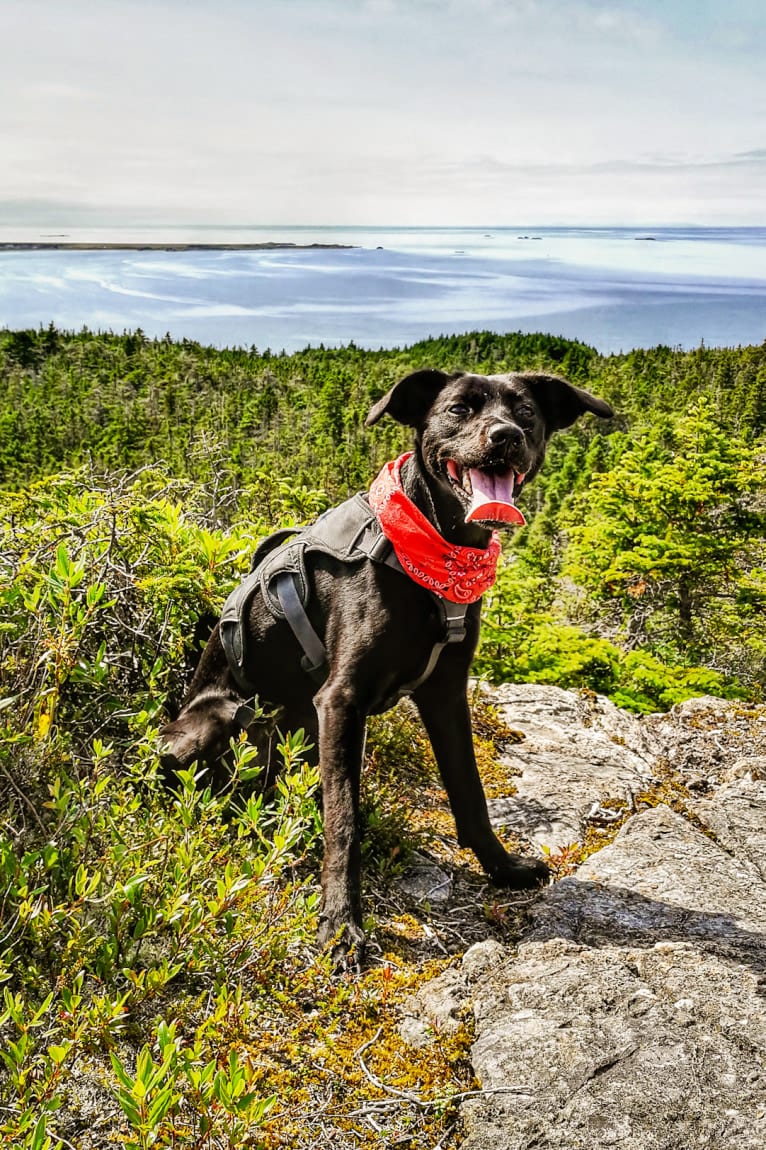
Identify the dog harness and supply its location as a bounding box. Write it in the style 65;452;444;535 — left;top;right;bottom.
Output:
219;491;470;716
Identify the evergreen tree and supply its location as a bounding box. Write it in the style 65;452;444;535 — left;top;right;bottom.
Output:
564;398;766;664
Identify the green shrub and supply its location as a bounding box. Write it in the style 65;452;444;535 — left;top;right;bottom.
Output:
476;611;744;714
0;466;475;1149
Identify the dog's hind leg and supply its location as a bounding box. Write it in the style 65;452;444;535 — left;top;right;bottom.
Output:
413;671;549;889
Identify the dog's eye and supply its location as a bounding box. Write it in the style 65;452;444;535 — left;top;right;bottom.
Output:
516;404;536;422
449;403;471;416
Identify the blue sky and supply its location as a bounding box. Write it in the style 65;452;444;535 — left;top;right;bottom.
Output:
2;0;765;227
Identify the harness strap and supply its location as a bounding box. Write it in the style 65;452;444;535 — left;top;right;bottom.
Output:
439;598;469;643
401;597;467;695
273;571;328;685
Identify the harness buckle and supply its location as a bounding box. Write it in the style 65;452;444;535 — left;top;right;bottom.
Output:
441;600;468;644
355;524;393;563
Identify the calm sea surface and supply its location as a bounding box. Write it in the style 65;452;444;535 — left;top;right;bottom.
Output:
0;226;765;355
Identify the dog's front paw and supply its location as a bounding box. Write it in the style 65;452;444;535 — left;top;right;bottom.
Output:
487;852;549;889
317;913;366;973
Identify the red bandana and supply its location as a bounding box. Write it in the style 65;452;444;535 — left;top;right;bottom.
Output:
368;453;501;604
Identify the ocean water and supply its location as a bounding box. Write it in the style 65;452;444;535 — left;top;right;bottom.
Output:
0;226;764;355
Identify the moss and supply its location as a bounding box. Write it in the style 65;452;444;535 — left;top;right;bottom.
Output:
233;959;476;1148
544;762;725;878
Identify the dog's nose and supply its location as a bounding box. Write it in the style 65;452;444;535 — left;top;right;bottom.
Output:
487;421;523;448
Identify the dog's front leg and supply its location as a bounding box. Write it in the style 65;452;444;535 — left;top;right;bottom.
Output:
313;680;367;965
413;673;549;889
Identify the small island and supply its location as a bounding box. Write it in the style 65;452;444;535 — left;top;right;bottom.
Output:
0;241;354;252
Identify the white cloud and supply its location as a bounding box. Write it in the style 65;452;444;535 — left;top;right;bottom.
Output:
0;0;764;227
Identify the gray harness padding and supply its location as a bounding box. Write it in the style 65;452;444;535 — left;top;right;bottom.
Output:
219;492;468;709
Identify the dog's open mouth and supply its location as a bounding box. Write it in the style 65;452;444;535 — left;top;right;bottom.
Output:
446;460;527;526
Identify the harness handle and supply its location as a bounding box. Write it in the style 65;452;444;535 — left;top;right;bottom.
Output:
273;572;329;685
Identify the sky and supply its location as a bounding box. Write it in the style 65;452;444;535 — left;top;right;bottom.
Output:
1;0;765;229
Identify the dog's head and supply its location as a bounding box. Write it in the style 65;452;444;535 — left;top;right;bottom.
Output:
158;689;243;776
366;369;613;527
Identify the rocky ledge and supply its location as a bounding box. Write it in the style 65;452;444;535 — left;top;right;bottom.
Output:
401;685;766;1149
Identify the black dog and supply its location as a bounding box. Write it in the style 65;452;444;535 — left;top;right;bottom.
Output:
160;369;612;962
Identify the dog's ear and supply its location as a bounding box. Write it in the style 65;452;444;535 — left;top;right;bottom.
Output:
159;712;212;772
159;696;239;772
365;369;452;428
519;372;613;434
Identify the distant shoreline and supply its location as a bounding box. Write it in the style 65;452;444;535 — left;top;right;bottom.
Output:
0;241;355;253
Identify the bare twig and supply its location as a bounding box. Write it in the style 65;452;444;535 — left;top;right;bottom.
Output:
0;758;47;835
354;1026;530;1118
355;1026;424;1106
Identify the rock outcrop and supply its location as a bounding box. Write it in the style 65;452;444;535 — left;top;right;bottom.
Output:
401;687;766;1149
485;683;659;851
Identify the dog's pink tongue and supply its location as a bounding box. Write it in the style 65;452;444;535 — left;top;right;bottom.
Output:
465;469;526;525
